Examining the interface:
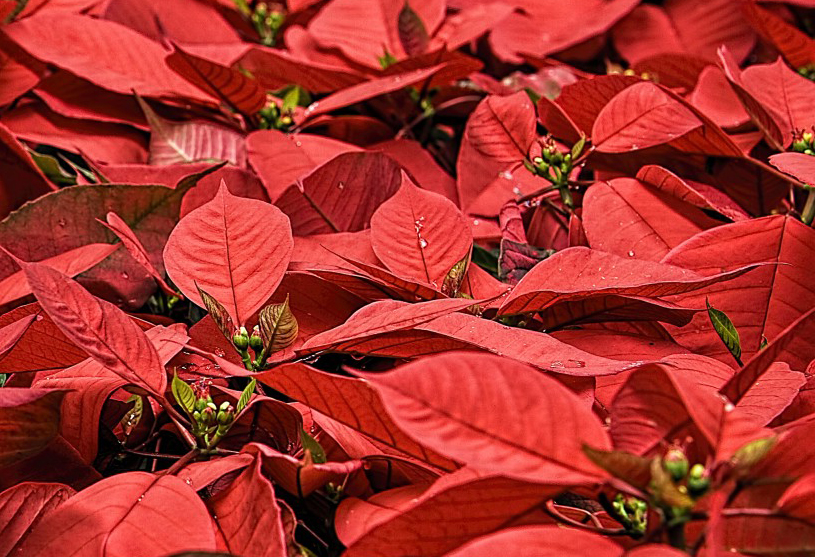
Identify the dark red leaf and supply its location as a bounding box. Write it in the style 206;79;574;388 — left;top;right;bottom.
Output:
0;482;75;556
0;389;66;468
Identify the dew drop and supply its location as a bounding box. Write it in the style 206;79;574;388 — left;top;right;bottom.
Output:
214;348;226;357
550;361;564;368
120;271;129;279
627;250;635;257
185;477;193;485
337;181;345;190
566;359;586;368
419;238;428;248
137;495;144;502
512;186;522;196
57;218;67;227
499;170;513;180
394;76;402;83
473;219;480;226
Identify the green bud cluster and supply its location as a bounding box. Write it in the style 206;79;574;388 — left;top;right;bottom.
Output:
612;494;648;536
792;129;815;156
798;65;815;82
523;134;585;208
661;446;710;499
250;2;285;46
257;104;293;131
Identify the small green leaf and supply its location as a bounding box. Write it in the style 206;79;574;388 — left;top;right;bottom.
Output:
300;428;326;464
571;134;587;160
236;377;256;414
707;298;743;366
172;373;196;415
280;85;311;112
730;436;776;477
28;149;76;185
121;395;144;435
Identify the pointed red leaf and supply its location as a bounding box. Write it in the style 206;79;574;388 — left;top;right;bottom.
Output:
163;181;293;326
0;122;54;221
0;304;86;374
166;44;266;116
18;472;216;556
0;389;66;468
256;363;457;471
0;482;75;556
370;180;472;287
363;352;611;483
276;152;402;235
499;247;756;316
742;2;815;68
207;458;287;556
769;152;815;186
0;315;36;360
17;261;166;394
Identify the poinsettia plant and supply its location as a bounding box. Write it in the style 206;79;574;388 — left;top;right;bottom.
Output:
3;0;815;555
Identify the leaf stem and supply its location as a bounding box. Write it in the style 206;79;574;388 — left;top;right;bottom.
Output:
802;187;815;225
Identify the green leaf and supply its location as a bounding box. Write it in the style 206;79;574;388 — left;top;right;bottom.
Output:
707;298;743;366
730;436;776;477
571;134;587;160
236;377;256;414
172;373;196;414
28;150;76;186
300;428;326;464
280;85;311;112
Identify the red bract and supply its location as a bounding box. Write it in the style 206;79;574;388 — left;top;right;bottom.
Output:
3;1;815;554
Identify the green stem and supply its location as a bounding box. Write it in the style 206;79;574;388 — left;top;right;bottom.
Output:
239;348;254;370
666;519;687;550
802;187;815;226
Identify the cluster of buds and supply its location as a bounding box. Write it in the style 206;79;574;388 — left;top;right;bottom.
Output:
612;494;648;536
257;103;293;131
250;2;284;46
174;377;240;452
792;129;815;156
798;65;815;82
524;134;585;207
663;446;710;497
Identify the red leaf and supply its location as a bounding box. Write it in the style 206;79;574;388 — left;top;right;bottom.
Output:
4;13;213;102
276;152;402;235
611;0;755;64
341;468;563;557
207;458;287;556
256;363;457;471
498;246;755;316
0;304;86;374
0;315;36;360
163;181;293;326
456;92;537;210
370;179;472;286
301;298;481;353
446;526;624;557
17;261;167;394
769;152;815;186
582;178;719;261
98;212;176;297
247;130;360;201
0;482;75;556
663;216;815;365
18;472;216;556
592;82;703;153
742;2;815;68
166;44;266;116
398;2;430;56
777;473;815;521
363;352;611;483
0;389;66;468
0;122;54;221
303;65;445;118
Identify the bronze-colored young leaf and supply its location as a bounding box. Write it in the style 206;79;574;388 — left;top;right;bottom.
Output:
707;298;743;366
730;436;777;477
120;395;144;436
397;1;429;57
441;254;469;298
196;284;235;342
583;445;652;490
259;295;298;354
172;373;196;415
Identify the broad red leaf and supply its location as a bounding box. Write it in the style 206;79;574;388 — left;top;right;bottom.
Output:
498;246;755;316
0;389;66;468
247;130;360;201
0;315;36;361
164;181;293;326
166;44;266;116
547;75;640;138
302;65;444;118
373;138;459;204
307;0;444;67
592;82;703;153
663;215;815;364
4;13;212;102
17;261;167;394
582;178;719;261
207;458;287;556
0;181;194;309
446;526;624;557
636;165;750;222
742;2;815;69
688;66;751;129
769;152;815;186
456;92;536;210
611;0;755;64
18;472;216;556
370;180;472;287
276;152;402;235
363;352;611;483
98;212;175;296
341;468;564;557
0;304;86;374
137;97;246;167
0;482;75;556
301;298;481;353
777;473;815;521
430;2;514;52
256;363;458;471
